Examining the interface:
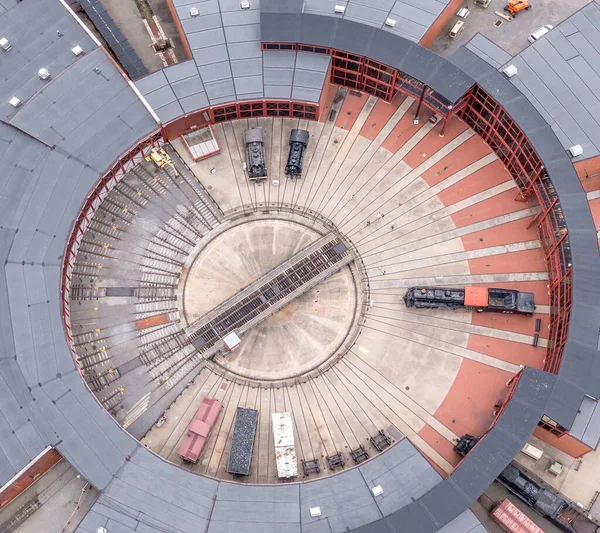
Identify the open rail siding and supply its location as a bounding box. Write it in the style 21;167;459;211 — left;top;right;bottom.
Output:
285;129;309;179
404;286;535;315
244;127;267;182
186;233;353;353
498;464;576;529
227;407;259;476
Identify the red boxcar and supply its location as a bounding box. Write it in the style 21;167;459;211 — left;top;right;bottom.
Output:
178;397;222;463
491;499;545;533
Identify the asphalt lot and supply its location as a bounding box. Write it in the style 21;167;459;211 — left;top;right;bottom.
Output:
430;0;592;57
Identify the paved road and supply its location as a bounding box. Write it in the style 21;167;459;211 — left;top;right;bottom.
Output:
99;0;188;74
431;0;591;57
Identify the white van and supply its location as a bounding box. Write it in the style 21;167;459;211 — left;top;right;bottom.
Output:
449;20;465;39
528;25;553;43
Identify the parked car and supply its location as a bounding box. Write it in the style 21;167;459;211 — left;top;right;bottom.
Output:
528;25;553;43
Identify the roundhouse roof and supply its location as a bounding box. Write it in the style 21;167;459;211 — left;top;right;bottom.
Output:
1;0;599;532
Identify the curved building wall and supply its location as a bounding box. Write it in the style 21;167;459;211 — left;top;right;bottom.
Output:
1;0;599;532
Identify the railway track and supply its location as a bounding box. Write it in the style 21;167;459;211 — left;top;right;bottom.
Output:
68;147;224;409
186;234;354;351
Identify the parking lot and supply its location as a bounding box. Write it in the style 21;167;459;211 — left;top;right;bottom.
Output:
431;0;592;57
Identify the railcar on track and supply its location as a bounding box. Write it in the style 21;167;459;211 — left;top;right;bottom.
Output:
404;286;534;314
244;127;267;182
285;129;309;179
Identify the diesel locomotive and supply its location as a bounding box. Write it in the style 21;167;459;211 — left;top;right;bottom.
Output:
285;129;309;178
244;127;267;182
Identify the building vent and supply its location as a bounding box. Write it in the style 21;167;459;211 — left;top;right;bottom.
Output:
190;7;199;17
9;96;21;108
240;0;250;8
372;485;384;497
568;145;583;158
72;45;84;56
38;68;51;80
0;37;11;51
309;507;322;518
384;18;396;27
334;5;345;14
503;65;518;78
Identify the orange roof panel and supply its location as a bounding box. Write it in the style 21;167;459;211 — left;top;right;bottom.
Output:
464;287;488;307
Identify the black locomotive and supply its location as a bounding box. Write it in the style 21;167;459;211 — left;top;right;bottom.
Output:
285;129;309;179
403;286;535;314
244;127;267;181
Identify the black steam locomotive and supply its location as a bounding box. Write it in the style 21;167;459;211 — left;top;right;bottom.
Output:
404;286;535;314
244;127;267;182
285;129;309;179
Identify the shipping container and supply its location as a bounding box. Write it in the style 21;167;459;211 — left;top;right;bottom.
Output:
490;499;545;533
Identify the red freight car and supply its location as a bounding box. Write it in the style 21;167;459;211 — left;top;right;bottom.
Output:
491;499;545;533
178;397;222;463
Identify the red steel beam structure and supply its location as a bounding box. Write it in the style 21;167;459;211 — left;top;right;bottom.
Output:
261;42;470;132
534;179;572;375
458;85;545;201
161;100;319;140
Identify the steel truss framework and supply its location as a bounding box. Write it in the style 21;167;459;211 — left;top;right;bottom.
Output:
457;87;572;381
161;100;319;140
261;42;471;134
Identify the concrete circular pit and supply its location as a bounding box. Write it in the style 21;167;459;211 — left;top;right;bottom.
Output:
180;217;362;381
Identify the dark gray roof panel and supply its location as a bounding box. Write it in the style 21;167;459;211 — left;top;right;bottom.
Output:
0;0;96;121
570;396;600;448
493;2;600;159
260;0;304;13
8;48;157;173
300;0;451;43
260;12;474;103
358;439;441;517
435;509;486;533
300;467;383;531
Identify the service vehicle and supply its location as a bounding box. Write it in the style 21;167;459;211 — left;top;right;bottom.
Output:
528;24;553;43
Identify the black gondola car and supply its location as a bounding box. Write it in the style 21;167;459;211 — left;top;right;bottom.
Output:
244;127;267;181
404;286;534;315
285;129;309;178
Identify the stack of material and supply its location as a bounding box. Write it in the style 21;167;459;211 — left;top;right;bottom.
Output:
227;408;259;475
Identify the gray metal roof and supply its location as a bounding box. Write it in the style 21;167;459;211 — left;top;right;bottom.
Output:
468;2;600;161
0;0;96;122
1;0;599;531
259;9;474;103
466;33;512;70
9;47;158;172
136;49;330;122
570;396;600;448
78;0;148;80
262;0;451;43
76;437;447;533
